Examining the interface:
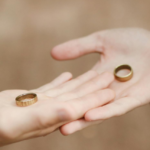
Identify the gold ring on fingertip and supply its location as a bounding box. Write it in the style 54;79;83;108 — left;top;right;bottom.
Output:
16;93;38;107
114;64;133;82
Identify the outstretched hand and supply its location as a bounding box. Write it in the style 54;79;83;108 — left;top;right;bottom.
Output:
51;28;150;135
0;71;114;146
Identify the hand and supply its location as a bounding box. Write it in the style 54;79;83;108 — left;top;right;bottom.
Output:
51;28;150;135
0;71;114;146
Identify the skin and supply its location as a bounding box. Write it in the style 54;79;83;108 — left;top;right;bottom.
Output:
51;28;150;135
0;71;114;146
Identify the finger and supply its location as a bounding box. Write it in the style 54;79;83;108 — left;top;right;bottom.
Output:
85;96;141;121
51;33;103;60
66;89;115;121
57;72;114;101
44;70;98;97
60;119;102;135
35;72;72;92
60;96;141;135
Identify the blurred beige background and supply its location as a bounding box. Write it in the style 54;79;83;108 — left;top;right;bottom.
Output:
0;0;150;149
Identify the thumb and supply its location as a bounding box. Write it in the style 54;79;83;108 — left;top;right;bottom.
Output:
51;34;103;60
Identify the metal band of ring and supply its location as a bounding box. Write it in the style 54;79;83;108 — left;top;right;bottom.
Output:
114;64;133;82
16;93;38;107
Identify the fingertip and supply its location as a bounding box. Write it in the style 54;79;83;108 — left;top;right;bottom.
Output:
59;125;73;136
61;72;73;80
51;46;62;60
51;42;75;60
60;120;84;135
85;109;103;121
84;111;95;121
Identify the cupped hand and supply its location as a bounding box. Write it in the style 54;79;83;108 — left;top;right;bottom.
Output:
0;71;114;146
51;28;150;135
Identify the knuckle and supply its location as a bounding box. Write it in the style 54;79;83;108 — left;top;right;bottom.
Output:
34;103;77;129
61;103;77;121
60;101;82;121
34;115;51;129
33;108;57;129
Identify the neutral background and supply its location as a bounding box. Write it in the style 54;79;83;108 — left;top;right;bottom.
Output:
0;0;150;149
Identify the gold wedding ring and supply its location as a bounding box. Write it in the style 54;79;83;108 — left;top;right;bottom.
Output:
16;93;38;107
114;64;133;82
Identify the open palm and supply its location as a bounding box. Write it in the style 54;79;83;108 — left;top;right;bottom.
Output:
0;71;114;146
51;28;150;135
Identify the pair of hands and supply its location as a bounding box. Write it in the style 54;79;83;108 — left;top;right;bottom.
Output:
1;28;150;146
